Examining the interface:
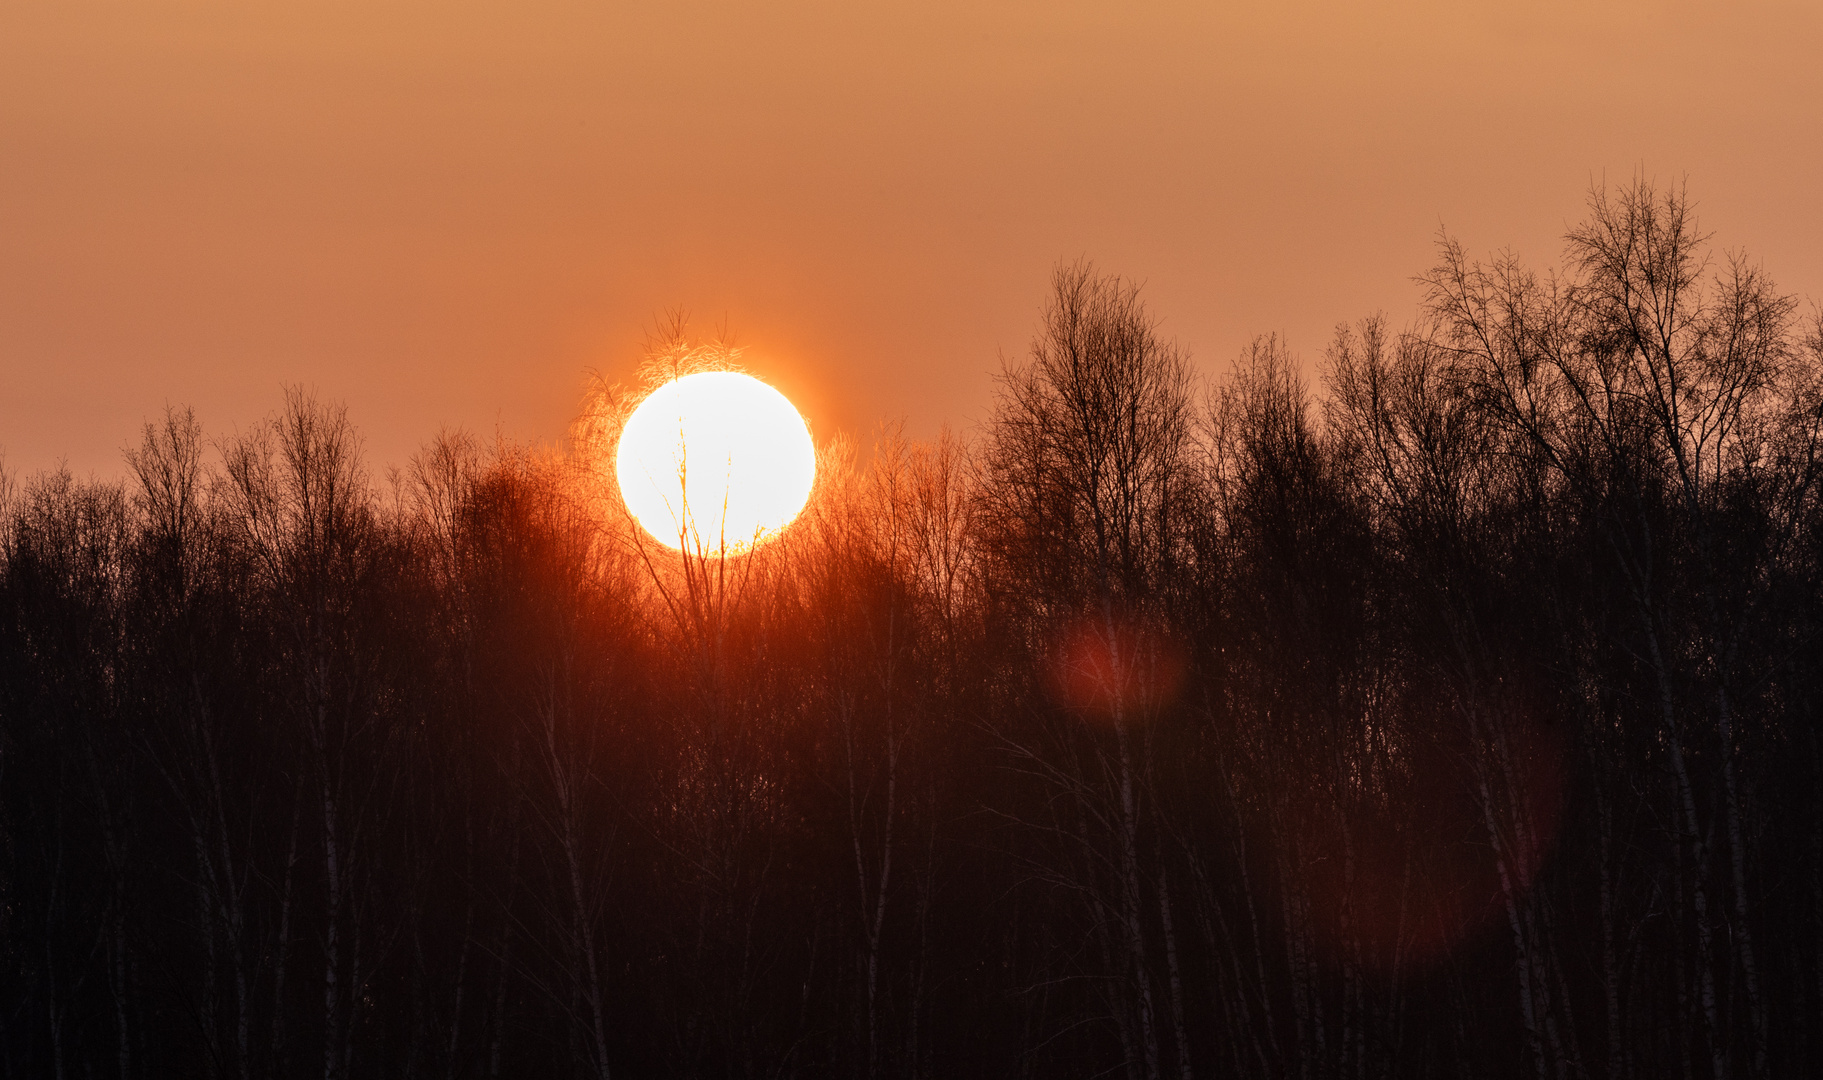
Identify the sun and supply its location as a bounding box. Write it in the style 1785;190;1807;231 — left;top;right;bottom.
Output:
615;370;817;555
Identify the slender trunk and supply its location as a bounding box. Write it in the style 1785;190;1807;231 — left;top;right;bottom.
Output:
1339;802;1359;1080
1222;765;1281;1075
195;830;222;1073
443;827;477;1080
1713;684;1767;1080
487;820;521;1080
1279;827;1320;1080
547;686;612;1080
1469;709;1548;1080
562;806;612;1080
1093;907;1143;1080
1644;615;1725;1080
907;822;935;1080
1157;864;1194;1080
1667;712;1724;1080
844;692;897;1080
1814;729;1823;1058
322;766;344;1080
45;808;67;1080
271;771;304;1075
1384;832;1416;1077
112;880;132;1080
868;759;895;1080
83;728;133;1080
1487;703;1579;1080
180;685;253;1080
1597;778;1626;1080
406;921;425;1080
1187;847;1266;1078
843;701;871;1077
1671;835;1697;1080
1114;719;1162;1080
45;930;65;1080
344;899;364;1080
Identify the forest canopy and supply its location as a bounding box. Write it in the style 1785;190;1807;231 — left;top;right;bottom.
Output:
4;179;1822;1080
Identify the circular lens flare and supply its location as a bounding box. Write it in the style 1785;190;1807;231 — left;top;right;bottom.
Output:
615;371;816;554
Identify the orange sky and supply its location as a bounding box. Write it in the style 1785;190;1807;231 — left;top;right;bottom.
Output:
4;1;1821;478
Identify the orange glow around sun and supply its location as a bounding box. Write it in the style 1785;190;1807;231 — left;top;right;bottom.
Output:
615;370;817;555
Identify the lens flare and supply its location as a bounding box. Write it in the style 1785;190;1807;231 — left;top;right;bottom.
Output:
615;371;816;554
1049;615;1185;721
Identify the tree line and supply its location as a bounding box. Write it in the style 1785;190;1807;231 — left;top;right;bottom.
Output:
4;179;1822;1079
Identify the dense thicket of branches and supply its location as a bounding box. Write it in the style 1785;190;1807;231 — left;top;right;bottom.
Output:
5;181;1823;1080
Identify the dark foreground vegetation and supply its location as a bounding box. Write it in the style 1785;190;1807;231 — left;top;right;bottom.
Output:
5;181;1823;1079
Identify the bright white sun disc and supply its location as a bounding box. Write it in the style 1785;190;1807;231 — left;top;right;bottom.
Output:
615;371;817;554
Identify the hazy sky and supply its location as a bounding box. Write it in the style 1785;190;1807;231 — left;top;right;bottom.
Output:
4;1;1821;478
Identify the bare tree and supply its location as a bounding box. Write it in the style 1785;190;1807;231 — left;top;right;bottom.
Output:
1421;178;1822;1080
218;388;392;1080
979;261;1198;1080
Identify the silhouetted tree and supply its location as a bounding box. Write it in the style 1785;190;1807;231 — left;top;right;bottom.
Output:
2;180;1822;1080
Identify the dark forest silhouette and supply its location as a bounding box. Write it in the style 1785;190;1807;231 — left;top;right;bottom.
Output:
4;180;1822;1079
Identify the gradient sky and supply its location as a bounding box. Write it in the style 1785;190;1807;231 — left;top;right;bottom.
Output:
4;1;1821;478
